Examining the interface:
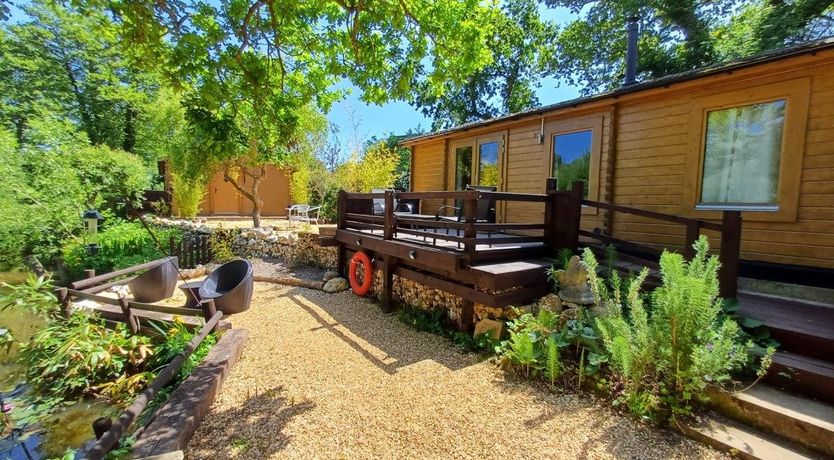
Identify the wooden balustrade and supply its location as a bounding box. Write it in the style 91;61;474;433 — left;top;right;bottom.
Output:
335;180;743;298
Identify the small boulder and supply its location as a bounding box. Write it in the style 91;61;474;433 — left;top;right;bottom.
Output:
474;318;504;341
323;277;349;293
322;270;339;282
537;293;563;313
554;255;595;305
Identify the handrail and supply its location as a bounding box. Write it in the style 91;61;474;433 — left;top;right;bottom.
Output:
582;199;723;231
84;310;223;460
70;257;176;290
343;190;549;203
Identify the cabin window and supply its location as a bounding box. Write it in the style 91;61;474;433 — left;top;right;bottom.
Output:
551;130;592;198
699;99;785;207
684;77;810;223
454;146;472;191
478;141;499;187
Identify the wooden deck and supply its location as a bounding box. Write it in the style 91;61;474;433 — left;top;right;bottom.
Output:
334;181;744;330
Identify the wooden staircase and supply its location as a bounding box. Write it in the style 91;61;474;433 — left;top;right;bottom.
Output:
737;291;834;405
684;293;834;459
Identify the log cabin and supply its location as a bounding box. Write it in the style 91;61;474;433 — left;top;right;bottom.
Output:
402;37;834;281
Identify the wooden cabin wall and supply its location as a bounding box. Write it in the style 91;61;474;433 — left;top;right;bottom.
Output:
411;139;446;214
610;60;834;269
406;52;834;269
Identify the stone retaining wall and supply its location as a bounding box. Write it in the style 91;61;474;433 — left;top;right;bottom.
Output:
150;217;337;269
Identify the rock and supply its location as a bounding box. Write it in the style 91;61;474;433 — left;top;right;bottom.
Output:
322;270;339;282
537;293;563;313
474;318;504;341
323;277;349;293
553;255;595;305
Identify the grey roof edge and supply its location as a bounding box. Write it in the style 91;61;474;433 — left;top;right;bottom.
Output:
401;36;834;145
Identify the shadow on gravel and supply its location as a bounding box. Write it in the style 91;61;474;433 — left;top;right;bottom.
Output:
282;288;479;374
187;386;314;460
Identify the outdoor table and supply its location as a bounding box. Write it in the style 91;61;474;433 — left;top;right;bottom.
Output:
179;280;205;308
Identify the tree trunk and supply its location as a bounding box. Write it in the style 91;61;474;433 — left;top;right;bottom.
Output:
223;164;267;228
250;172;264;228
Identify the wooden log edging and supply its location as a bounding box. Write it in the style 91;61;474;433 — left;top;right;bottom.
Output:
131;328;249;458
84;311;223;460
253;274;325;290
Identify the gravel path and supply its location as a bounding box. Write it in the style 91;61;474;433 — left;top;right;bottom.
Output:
187;282;725;459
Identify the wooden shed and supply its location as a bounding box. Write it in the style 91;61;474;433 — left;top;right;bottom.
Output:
403;38;834;277
198;164;291;217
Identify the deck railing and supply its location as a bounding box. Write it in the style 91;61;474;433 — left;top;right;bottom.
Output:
580;199;741;298
335;178;742;298
338;188;556;263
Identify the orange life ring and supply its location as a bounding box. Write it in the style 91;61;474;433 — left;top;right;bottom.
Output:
348;251;373;296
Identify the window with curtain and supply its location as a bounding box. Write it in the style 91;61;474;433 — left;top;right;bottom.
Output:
552;130;592;198
700;99;785;206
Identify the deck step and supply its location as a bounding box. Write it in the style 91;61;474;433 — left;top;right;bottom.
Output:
709;384;834;458
765;351;834;405
680;415;825;460
737;291;834;361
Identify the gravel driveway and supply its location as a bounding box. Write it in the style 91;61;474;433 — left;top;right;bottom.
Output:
186;282;724;459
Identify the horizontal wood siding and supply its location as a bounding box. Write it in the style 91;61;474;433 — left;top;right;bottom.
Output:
411;140;445;214
610;62;834;269
407;51;834;270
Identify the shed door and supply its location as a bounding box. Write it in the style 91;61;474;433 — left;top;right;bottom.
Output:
211;171;240;214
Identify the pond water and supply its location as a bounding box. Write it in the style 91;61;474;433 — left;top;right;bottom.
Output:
0;272;115;460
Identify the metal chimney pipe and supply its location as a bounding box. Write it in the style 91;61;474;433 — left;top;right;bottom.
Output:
624;16;639;86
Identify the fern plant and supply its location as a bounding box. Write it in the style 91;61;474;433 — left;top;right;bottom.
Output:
592;236;767;421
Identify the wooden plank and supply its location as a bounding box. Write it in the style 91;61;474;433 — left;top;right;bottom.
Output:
336;229;463;271
346;213;384;223
585;200;722;231
66;289;123;306
474;236;543;245
127;301;205;317
70;257;174;290
478;191;548;202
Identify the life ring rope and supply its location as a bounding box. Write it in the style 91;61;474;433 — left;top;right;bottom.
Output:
348;251;373;296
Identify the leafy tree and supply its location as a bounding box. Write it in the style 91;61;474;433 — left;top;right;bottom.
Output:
0;0;152;149
84;0;500;226
412;0;558;129
545;0;834;94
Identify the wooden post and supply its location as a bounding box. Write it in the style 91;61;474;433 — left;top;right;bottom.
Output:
382;255;396;312
337;190;347;276
566;181;584;251
383;190;394;240
118;296;139;334
719;210;742;299
55;287;71;318
460;299;475;333
84;269;96;279
201;299;219;331
684;221;700;260
544;178;559;254
462;190;478;264
92;417;112;439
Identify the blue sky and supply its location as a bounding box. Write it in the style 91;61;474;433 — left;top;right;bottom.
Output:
326;4;583;152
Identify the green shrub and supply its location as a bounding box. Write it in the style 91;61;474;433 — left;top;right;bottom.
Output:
592;236;768;421
171;172;206;217
208;227;236;263
20;312;154;402
0;123;152;269
0;274;59;318
62;221;183;279
498;308;606;383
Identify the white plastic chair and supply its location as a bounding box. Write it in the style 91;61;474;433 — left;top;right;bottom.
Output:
286;204;320;228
